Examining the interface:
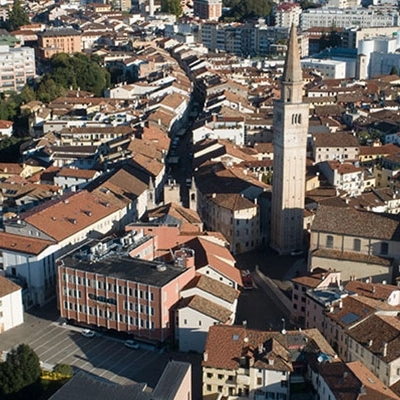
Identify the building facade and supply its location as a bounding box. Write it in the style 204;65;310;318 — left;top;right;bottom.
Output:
0;45;35;92
193;0;222;21
0;275;24;333
270;26;309;254
57;241;196;342
37;28;82;59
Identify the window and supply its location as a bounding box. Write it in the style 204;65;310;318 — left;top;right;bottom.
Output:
353;239;361;251
257;377;262;385
381;242;389;255
326;235;334;248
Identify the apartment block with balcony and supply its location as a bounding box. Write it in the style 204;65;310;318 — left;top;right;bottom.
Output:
319;161;366;197
0;45;35;92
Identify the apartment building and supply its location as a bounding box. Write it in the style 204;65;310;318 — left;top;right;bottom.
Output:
37;28;81;59
193;0;222;21
318;161;366;197
300;7;399;31
57;239;196;342
274;3;301;29
0;45;35;92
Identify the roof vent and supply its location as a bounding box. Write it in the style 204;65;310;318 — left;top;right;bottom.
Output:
156;264;167;272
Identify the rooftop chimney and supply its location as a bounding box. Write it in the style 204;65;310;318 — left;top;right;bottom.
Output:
383;342;388;357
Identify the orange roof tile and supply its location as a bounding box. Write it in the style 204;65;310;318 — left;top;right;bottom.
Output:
21;191;120;242
0;232;54;255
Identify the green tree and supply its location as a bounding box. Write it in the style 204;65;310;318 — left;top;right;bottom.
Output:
37;77;65;103
161;0;183;17
222;0;273;21
6;0;30;31
20;85;36;104
45;53;110;97
0;344;41;397
53;364;73;377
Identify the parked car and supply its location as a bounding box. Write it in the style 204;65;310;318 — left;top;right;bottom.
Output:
241;269;253;290
124;339;140;350
81;329;95;338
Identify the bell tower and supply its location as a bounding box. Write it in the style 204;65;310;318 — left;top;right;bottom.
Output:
270;25;309;254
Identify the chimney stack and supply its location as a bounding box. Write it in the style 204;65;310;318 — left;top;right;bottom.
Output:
383;342;388;357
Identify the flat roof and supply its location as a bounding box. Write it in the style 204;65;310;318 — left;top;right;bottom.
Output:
60;252;188;288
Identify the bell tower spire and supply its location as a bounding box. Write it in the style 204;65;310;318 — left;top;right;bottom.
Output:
281;24;303;104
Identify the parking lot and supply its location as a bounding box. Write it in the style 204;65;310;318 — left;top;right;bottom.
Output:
0;305;202;398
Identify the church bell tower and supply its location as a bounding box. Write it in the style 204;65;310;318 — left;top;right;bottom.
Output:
270;25;309;254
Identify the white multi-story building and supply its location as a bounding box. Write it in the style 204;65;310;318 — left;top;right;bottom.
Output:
300;7;399;31
0;45;35;92
301;58;346;79
274;3;301;29
176;274;239;352
0;275;24;333
319;161;365;197
357;36;400;79
192;115;245;145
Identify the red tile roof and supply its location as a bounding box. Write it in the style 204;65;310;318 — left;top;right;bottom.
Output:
0;275;21;297
21;191;120;242
0;232;54;255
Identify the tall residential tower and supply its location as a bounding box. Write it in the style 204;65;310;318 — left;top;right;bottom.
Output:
270;25;309;254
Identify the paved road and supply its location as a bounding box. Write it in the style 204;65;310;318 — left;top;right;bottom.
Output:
0;305;202;398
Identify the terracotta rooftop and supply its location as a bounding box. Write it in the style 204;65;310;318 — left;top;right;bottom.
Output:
177;295;232;323
345;280;398;303
0;232;54;255
347;314;400;363
57;168;99;179
0;275;21;297
203;325;335;371
347;360;400;400
312;205;400;241
313;132;360;148
292;269;338;289
209;193;257;211
183;274;239;304
20;191;120;242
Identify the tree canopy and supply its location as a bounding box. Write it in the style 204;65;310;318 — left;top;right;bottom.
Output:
6;0;30;31
0;344;41;398
222;0;273;21
161;0;183;17
46;53;110;97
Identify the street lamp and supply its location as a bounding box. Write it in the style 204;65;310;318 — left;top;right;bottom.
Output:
281;318;287;335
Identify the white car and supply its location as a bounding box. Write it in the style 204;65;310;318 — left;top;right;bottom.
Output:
81;329;95;338
124;339;140;350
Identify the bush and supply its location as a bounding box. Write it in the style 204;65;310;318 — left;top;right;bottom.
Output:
53;364;73;377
